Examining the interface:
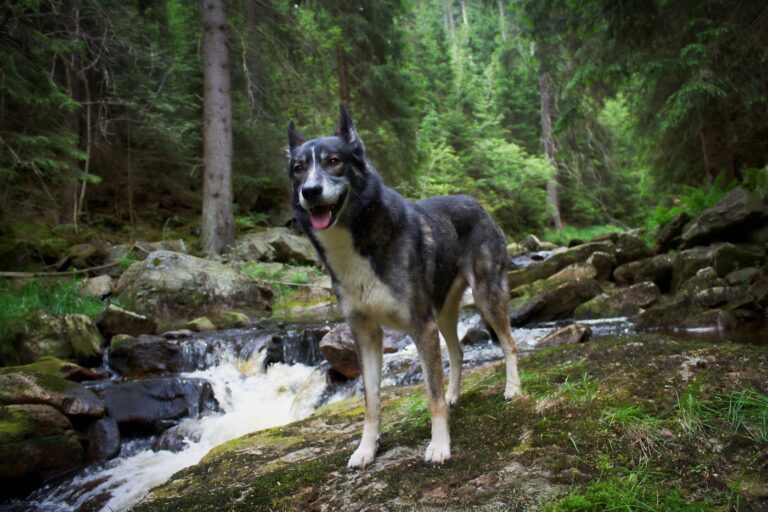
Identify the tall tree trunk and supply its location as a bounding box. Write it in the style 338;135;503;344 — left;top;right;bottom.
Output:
443;0;457;56
335;44;351;106
60;0;82;225
539;72;562;231
201;0;234;256
699;104;736;184
460;0;469;26
243;0;261;115
498;0;507;42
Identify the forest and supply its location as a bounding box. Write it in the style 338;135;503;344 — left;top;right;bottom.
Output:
1;0;767;264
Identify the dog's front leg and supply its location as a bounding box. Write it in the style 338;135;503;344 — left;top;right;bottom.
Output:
347;315;383;469
414;321;451;464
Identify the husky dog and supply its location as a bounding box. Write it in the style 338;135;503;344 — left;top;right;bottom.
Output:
287;105;522;468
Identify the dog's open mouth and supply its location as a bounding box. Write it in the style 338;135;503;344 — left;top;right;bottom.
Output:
309;192;346;230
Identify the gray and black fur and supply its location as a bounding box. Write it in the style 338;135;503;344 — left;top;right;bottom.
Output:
287;105;522;468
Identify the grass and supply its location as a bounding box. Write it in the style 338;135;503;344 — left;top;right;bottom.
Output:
0;278;104;362
601;405;667;459
541;224;624;247
678;387;768;444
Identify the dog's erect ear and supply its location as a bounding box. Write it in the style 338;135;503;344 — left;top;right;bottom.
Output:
288;120;305;152
336;103;362;147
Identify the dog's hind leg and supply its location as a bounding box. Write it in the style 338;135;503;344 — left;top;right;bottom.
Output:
347;315;383;469
438;276;467;406
413;321;451;464
471;257;522;399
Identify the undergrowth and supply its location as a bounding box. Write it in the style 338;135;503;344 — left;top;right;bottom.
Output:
541;224;624;246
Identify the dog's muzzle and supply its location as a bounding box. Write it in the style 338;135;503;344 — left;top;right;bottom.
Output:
300;185;347;230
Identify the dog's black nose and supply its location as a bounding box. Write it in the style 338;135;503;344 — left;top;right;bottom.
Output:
301;184;323;200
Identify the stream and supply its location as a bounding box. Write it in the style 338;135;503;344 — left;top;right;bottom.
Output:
11;313;633;512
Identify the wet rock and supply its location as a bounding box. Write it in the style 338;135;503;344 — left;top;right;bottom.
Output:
289;362;358;419
0;404;83;493
185;317;216;333
17;313;103;367
265;327;329;367
0;371;105;417
510;279;602;326
0;356;99;382
655;212;690;253
587;251;616;281
82;275;113;298
97;304;157;338
677;267;724;297
96;377;218;434
153;422;200;453
681;187;767;248
613;253;675;291
506;242;525;256
460;327;491;345
614;233;654;265
536;324;591;348
319;326;360;379
230;228;318;265
212;311;252;329
508;241;614;291
575;281;661;320
116;250;273;325
546;261;597;283
108;335;185;378
85;416;121;463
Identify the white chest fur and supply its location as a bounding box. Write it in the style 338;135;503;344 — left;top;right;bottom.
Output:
315;227;410;330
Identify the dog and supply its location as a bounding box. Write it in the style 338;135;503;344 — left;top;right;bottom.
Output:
287;104;522;468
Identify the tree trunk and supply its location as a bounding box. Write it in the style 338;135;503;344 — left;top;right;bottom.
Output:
699;104;736;184
243;0;261;114
201;0;235;256
335;44;351;106
460;0;469;26
498;0;507;42
539;72;562;231
60;0;82;225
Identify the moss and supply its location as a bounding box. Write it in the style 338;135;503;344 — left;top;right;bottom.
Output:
0;356;80;378
0;406;37;443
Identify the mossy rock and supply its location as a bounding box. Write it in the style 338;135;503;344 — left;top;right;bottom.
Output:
0;356;96;381
134;335;768;511
185;317;216;333
17;313;103;367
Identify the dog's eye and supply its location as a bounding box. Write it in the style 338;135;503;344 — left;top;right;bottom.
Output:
327;157;341;166
293;163;305;174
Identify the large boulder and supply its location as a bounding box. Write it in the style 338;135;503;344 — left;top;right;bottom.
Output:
613;253;675;291
0;404;83;492
0;371;105;417
96;377;218;434
614;233;654;265
655;212;690;253
116;250;273;326
230;228;318;265
536;324;591;348
510;279;603;326
672;243;766;292
508;241;614;291
0;356;99;382
85;416;121;463
108;335;186;378
97;304;157;338
575;281;661;320
17;313;103;366
681;187;767;248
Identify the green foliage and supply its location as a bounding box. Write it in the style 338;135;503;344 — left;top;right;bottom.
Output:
541;224;623;246
645;177;731;234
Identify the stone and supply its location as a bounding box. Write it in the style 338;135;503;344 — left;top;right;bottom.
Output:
108;335;185;378
97;304;157;338
506;242;525;256
724;267;762;287
677;267;724;297
613;253;675;291
671;246;713;292
681;186;767;248
614;233;654;265
0;404;83;484
230;228;318;265
586;251;616;281
62;242;109;269
655;212;690;253
116;250;273;325
711;243;765;277
508;241;614;291
0;356;99;382
19;313;103;366
319;326;360;379
574;281;661;320
185;317;216;333
521;234;545;252
212;311;252;329
96;377;218;434
510;279;602;326
460;327;491;345
546;262;597;283
536;324;591;348
0;372;106;417
82;275;113;297
85;416;121;463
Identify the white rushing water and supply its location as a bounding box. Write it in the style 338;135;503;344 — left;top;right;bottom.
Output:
27;351;318;512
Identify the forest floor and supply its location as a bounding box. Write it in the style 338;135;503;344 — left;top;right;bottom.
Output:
134;334;768;511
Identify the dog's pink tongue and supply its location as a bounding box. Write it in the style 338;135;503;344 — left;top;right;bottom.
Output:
310;206;332;230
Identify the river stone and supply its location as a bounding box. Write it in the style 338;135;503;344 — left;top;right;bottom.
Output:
536;324;591;348
82;275;113;298
655;212;690;253
0;372;106;417
108;335;186;378
586;251;616;281
546;261;597;283
510;279;602;326
85;416;121;463
711;243;765;277
671;246;712;292
0;404;83;485
724;267;762;287
185;317;217;333
116;250;273;325
97;304;157;338
681;186;767;248
613;253;675;291
614;233;654;265
574;281;661;320
19;313;103;366
97;377;218;433
230;228;318;265
0;356;99;382
677;267;724;297
319;326;360;379
508;241;614;291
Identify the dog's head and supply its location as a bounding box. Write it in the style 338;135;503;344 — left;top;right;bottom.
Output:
287;104;365;231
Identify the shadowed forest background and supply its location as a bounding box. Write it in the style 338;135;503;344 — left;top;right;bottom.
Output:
1;0;767;264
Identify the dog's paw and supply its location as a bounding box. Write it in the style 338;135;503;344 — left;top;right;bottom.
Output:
504;384;522;400
445;390;460;407
347;445;376;469
424;440;451;465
